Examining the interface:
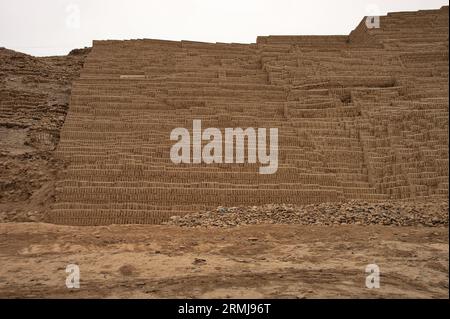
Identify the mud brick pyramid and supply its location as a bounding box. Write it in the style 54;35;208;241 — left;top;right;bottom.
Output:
48;7;449;225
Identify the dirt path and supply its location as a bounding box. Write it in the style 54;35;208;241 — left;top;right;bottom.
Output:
0;223;448;298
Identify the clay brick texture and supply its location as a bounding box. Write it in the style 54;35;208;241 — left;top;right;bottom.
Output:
48;7;449;225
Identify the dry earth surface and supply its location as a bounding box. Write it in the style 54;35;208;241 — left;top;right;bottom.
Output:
0;222;448;298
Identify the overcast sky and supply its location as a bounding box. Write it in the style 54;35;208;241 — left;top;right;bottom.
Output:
0;0;448;56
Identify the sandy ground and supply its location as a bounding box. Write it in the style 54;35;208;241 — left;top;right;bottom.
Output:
0;223;447;298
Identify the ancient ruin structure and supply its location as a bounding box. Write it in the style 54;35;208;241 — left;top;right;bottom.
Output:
48;7;449;225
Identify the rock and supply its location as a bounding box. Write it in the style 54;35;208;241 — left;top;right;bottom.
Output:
118;264;136;276
193;258;207;265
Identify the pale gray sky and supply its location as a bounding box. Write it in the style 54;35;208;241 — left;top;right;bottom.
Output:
0;0;448;56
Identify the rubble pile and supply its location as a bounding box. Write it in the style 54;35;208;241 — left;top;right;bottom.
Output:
166;200;449;227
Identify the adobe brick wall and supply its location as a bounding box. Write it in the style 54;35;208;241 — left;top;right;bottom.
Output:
48;7;449;225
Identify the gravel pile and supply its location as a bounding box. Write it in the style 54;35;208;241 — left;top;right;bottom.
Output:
166;200;449;227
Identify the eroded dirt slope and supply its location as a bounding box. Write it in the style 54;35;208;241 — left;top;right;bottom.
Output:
0;48;89;222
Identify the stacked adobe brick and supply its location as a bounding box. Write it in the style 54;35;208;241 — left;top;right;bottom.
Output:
49;7;449;225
